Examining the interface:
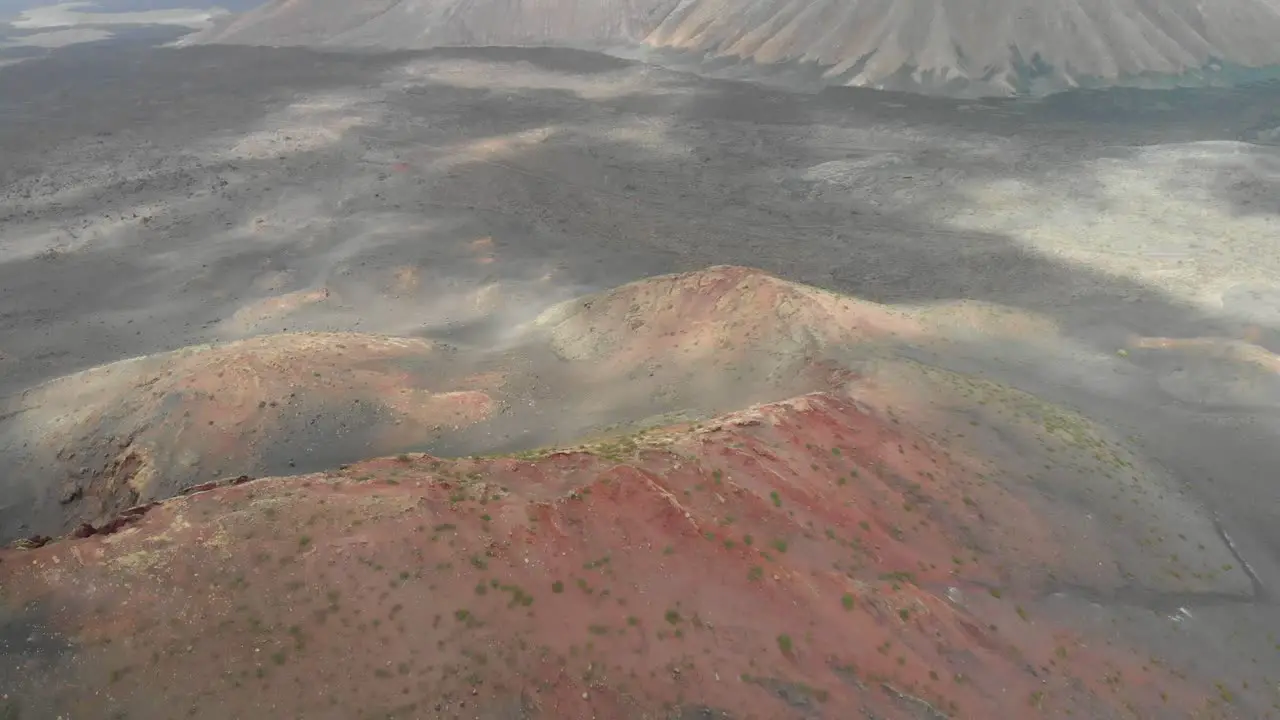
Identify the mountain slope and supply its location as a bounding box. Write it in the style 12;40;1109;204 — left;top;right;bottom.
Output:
0;266;1067;544
645;0;1280;94
2;267;1269;716
186;0;680;49
0;391;1237;718
183;0;1280;95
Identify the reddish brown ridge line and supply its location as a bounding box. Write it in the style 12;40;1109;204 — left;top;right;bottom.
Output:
6;421;679;551
7;474;258;550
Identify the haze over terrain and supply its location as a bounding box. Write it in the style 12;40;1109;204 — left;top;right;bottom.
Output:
0;0;260;17
0;0;252;65
2;2;1280;718
184;0;1280;96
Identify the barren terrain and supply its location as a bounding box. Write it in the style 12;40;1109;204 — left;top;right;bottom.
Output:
0;382;1254;718
2;35;1280;719
184;0;1280;96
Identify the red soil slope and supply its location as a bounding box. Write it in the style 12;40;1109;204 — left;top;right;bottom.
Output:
0;390;1226;719
2;332;496;538
1;266;1260;718
536;264;925;366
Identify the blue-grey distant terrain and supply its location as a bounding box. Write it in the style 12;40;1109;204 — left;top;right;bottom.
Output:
185;0;1280;97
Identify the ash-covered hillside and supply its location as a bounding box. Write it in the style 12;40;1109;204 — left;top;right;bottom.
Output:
183;0;1280;96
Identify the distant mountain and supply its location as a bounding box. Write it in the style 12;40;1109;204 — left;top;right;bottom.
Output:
0;0;264;19
646;0;1280;95
182;0;1280;96
183;0;677;49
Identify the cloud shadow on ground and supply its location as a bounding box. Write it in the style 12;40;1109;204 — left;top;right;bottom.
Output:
4;44;1280;391
2;44;1280;709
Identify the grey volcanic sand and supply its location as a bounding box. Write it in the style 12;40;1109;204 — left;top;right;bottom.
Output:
2;39;1280;707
